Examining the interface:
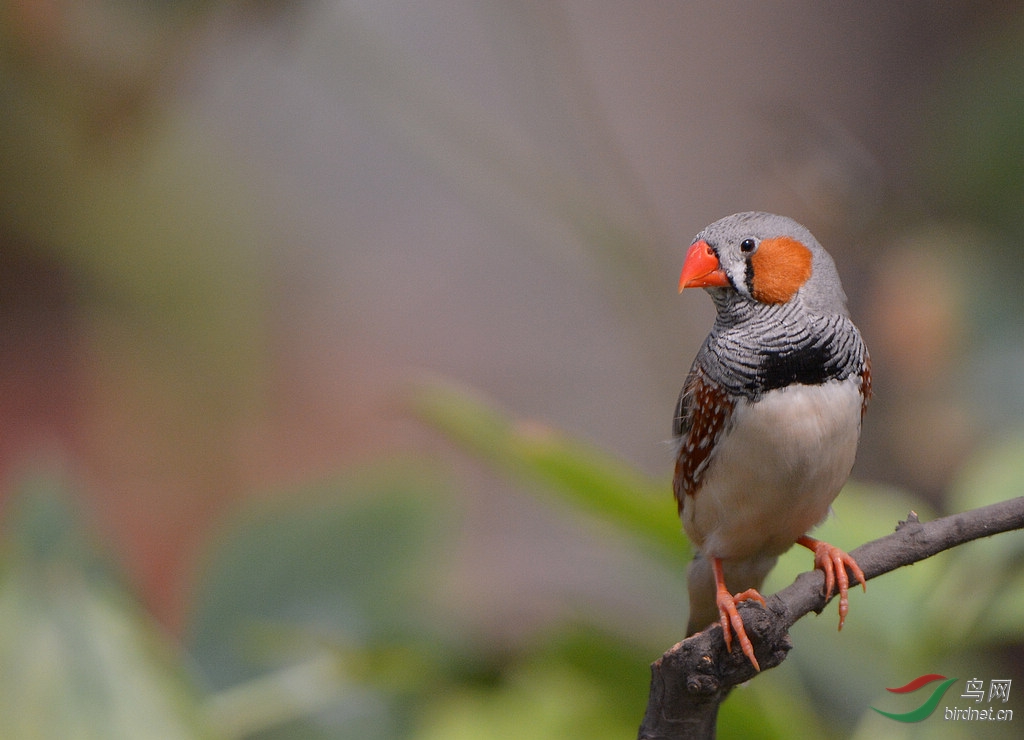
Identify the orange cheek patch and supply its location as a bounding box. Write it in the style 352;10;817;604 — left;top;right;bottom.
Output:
750;236;813;304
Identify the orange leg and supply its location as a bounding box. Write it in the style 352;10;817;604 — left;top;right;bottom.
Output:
796;535;866;630
711;557;766;671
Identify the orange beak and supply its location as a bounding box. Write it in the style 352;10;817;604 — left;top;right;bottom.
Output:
679;240;729;291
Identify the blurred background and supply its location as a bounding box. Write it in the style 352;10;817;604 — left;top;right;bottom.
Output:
2;1;1024;738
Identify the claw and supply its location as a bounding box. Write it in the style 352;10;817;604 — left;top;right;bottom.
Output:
797;536;866;630
712;558;766;670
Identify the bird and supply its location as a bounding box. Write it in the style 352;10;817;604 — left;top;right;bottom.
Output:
673;211;870;671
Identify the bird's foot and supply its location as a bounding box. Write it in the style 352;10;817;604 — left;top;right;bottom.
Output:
797;535;866;630
711;558;766;670
715;587;767;670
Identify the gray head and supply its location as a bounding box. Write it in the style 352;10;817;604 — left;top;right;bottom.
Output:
680;211;850;317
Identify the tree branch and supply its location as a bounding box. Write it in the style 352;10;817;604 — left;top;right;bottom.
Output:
637;496;1024;740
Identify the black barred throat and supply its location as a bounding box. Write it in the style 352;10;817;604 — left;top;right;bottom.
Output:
753;341;842;392
700;309;866;401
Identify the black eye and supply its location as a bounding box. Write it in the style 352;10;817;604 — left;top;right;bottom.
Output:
740;238;757;254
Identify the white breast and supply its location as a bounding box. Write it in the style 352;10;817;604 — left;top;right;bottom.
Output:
681;377;863;561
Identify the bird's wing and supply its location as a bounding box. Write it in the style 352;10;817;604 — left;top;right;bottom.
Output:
672;365;735;504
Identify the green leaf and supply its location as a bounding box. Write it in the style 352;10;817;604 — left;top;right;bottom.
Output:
0;474;212;739
948;432;1024;513
410;378;685;560
186;466;458;738
927;433;1024;645
413;627;646;740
